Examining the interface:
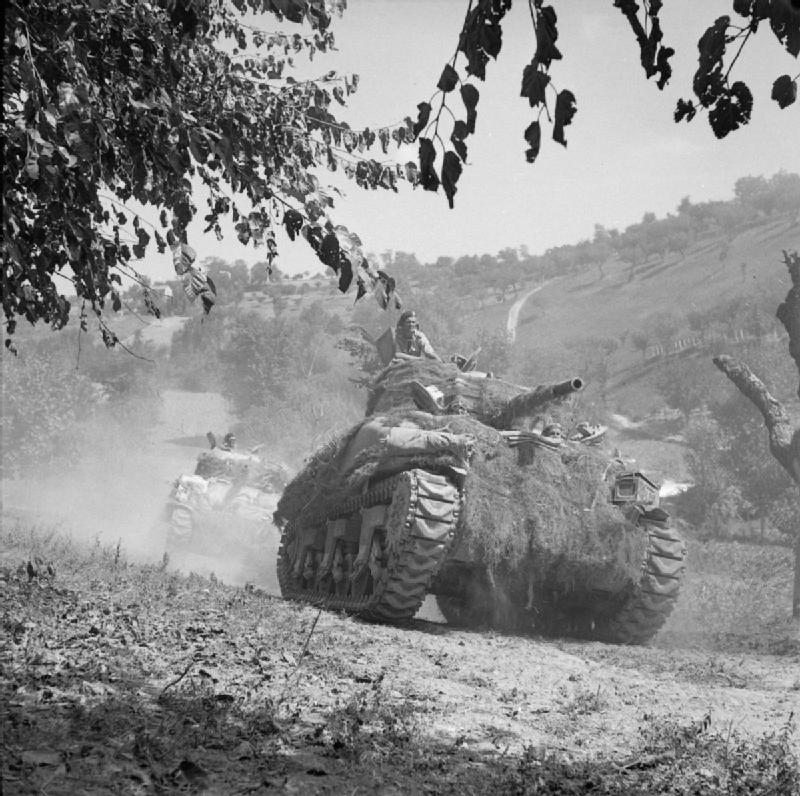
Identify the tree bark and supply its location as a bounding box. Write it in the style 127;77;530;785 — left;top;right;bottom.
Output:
795;538;800;620
712;250;800;622
712;355;800;482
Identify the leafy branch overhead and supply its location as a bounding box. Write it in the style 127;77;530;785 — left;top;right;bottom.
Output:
4;0;418;344
4;0;799;343
413;0;799;207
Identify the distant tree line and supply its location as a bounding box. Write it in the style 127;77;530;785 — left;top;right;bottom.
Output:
116;170;798;320
367;171;800;304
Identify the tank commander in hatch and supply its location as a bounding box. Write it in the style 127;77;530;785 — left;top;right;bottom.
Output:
394;310;442;361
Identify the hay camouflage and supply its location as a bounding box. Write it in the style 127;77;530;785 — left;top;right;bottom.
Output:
275;358;686;643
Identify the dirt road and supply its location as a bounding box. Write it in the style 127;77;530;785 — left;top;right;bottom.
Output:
506;285;543;343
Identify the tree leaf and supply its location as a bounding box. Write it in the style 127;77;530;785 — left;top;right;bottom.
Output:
460;84;479;134
319;231;340;270
283;209;304;241
437;63;459;93
534;5;562;67
451;120;468;162
655;45;675;90
520;63;550;107
708;81;753;138
674;97;697;123
524;120;541;163
441;150;463;209
552;89;577;146
338;254;353;292
418;138;439;192
698;16;729;70
767;0;800;57
411;102;431;139
771;74;797;109
480;21;503;59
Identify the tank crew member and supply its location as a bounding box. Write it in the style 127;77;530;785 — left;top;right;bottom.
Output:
395;310;441;361
220;432;236;451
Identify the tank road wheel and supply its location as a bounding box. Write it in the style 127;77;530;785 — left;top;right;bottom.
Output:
589;522;686;645
277;469;462;623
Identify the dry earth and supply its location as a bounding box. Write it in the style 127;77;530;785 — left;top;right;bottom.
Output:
1;522;799;795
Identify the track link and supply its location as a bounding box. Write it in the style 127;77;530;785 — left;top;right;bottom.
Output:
596;522;686;644
277;469;461;622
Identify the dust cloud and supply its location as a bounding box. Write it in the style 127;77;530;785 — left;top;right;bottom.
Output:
2;388;284;593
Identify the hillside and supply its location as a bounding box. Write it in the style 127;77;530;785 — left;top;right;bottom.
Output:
513;219;796;351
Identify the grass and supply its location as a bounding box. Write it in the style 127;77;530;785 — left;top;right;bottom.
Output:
657;536;798;654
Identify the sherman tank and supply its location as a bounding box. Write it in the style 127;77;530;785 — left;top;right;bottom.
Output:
165;445;289;555
274;358;685;644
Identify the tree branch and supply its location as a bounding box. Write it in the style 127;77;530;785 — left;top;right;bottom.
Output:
712;355;800;483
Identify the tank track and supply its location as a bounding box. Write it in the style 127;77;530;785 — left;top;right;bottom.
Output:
277;469;461;622
593;521;686;644
434;522;686;645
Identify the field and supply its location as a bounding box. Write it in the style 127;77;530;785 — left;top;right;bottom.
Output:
511;218;799;355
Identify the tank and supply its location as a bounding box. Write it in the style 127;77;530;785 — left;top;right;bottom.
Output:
165;446;289;555
274;358;685;644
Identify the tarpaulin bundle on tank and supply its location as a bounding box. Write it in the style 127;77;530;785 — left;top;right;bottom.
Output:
273;410;492;529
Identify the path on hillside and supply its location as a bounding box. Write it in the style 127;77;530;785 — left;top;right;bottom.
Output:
506;284;543;342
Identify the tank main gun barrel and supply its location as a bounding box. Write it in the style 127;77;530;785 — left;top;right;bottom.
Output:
494;377;583;428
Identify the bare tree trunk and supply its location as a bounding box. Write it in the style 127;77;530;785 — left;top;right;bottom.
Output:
712;250;800;624
795;538;800;620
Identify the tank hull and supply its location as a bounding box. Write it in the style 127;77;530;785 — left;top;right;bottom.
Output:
274;358;686;644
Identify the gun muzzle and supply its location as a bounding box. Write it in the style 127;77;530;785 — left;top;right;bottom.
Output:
552;378;583;398
493;376;585;428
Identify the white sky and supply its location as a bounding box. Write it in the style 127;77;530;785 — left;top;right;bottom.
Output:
137;0;799;280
